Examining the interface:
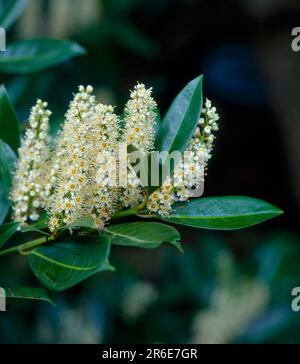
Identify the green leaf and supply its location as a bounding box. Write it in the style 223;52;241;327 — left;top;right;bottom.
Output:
0;85;20;153
106;222;182;251
158;196;283;230
0;38;86;74
155;75;203;155
0;221;19;249
0;140;16;224
0;287;55;306
0;0;28;30
28;236;114;291
150;76;203;191
0;184;9;224
0;139;17;195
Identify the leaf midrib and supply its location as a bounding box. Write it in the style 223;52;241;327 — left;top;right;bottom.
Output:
167;80;202;153
165;209;282;220
0;51;68;64
160;76;202;153
0;223;19;248
0;223;18;236
106;229;157;244
0;42;84;64
31;251;100;271
5;288;54;305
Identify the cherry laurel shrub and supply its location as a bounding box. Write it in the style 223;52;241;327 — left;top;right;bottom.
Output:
0;76;283;304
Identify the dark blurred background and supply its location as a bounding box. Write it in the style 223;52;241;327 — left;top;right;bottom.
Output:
1;0;300;343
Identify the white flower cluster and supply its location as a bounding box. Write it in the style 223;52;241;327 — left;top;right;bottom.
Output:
48;86;96;232
11;99;52;225
89;103;120;229
47;83;156;232
198;98;219;163
11;84;219;230
174;98;219;200
120;83;157;209
123;83;157;152
147;98;219;216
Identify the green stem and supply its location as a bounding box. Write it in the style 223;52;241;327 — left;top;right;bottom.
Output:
111;206;141;220
111;208;137;220
136;212;156;219
0;236;51;257
112;198;148;220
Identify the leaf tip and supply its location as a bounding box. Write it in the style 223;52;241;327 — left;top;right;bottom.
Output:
49;300;56;307
170;240;184;253
105;263;116;272
72;43;87;56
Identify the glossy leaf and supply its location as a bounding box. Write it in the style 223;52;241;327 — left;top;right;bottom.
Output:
0;85;20;153
28;236;114;291
0;38;86;74
155;75;203;155
0;140;16;224
159;196;283;230
0;184;9;224
0;0;28;30
150;76;203;191
0;139;17;195
0;287;55;306
0;221;19;249
106;222;182;251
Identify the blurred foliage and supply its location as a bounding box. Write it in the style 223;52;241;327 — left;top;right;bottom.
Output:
1;231;300;343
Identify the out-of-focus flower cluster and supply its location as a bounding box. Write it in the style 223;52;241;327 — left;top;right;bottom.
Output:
10;85;219;231
190;253;269;344
37;306;102;344
121;281;158;321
